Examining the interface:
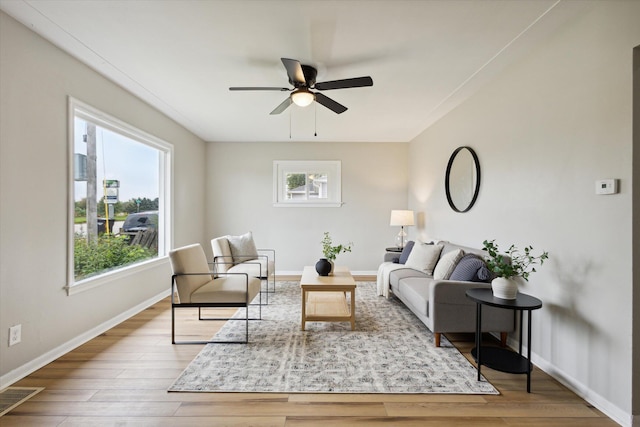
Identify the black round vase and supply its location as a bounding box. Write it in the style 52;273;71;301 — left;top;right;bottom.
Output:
315;258;332;276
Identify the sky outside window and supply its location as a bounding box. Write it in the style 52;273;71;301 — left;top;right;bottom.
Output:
74;117;159;203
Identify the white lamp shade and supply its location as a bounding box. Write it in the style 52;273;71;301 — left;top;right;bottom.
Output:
291;90;315;107
390;210;415;226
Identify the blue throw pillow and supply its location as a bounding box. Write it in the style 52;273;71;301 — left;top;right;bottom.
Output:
398;241;415;264
476;264;494;282
449;254;492;282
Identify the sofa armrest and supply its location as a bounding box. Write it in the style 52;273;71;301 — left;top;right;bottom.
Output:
429;279;492;306
384;253;400;263
428;279;515;334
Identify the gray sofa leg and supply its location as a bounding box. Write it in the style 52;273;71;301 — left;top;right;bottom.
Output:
435;332;441;347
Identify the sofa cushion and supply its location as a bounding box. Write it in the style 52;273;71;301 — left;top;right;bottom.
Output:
398;240;415;264
227;231;258;264
389;267;428;288
433;248;464;280
397;277;431;317
449;254;492;282
405;243;443;275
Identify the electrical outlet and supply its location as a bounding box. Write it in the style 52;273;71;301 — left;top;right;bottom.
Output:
9;324;21;346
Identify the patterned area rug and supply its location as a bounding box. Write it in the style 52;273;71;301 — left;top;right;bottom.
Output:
169;281;498;394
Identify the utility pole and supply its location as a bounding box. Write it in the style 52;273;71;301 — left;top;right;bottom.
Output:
86;123;98;242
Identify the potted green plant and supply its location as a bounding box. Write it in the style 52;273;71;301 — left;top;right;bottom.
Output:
482;239;549;299
316;232;353;276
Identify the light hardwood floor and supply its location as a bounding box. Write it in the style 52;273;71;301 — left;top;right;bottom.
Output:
2;280;616;426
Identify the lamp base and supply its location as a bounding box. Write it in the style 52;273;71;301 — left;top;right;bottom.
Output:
395;227;407;248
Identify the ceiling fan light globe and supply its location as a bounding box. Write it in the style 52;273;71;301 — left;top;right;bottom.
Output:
291;90;315;107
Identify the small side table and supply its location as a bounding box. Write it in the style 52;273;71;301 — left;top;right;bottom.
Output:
466;288;542;393
384;247;403;263
385;247;403;253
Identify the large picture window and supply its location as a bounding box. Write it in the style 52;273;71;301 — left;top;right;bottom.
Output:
68;98;172;293
273;160;342;207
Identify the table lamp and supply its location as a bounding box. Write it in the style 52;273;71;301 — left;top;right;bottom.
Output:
390;210;415;248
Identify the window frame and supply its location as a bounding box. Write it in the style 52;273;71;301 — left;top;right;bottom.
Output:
273;160;342;207
66;97;173;295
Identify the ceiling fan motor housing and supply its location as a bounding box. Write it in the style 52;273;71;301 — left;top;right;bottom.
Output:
294;64;317;87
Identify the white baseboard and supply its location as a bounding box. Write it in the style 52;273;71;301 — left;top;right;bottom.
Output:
0;289;170;389
503;335;631;427
532;354;630;427
276;270;378;277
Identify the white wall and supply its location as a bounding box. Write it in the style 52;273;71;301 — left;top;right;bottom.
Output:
408;2;639;424
0;12;207;383
205;141;408;273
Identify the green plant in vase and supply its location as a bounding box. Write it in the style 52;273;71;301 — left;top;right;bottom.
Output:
482;239;548;299
316;232;353;276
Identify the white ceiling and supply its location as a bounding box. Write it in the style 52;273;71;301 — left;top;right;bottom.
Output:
0;0;589;143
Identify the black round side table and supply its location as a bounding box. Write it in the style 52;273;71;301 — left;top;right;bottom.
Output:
466;288;542;393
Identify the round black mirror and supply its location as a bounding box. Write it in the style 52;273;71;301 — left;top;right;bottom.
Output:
445;146;480;213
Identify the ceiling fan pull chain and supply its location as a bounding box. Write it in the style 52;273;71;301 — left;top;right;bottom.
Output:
314;102;317;137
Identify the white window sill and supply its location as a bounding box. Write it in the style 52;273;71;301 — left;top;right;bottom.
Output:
66;256;169;296
273;202;343;208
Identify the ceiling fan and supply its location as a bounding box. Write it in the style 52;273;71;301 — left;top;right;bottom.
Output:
229;58;373;115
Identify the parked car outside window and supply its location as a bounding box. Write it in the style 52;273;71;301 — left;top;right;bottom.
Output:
122;211;158;233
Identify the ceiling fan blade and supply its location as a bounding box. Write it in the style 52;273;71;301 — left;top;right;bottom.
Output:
281;58;306;86
229;87;290;91
315;92;347;114
270;97;293;115
315;76;373;91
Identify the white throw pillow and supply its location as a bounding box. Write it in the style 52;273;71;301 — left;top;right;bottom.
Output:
433;249;464;280
405;243;443;275
227;231;258;264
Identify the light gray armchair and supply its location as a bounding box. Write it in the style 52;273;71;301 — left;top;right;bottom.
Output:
211;232;276;303
169;243;261;344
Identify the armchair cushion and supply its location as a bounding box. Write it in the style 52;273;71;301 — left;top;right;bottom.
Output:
227;258;274;279
211;236;233;273
227;231;258;264
190;275;261;304
168;244;213;303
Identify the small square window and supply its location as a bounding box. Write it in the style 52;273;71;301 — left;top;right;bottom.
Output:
274;161;341;207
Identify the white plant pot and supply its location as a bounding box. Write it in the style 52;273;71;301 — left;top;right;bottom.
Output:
491;277;518;300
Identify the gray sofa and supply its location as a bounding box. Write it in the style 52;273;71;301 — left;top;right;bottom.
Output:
378;241;515;347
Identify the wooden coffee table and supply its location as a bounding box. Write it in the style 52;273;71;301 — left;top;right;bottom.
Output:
300;266;356;331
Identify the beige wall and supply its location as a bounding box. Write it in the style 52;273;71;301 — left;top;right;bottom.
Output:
205;141;408;273
2;2;639;425
0;12;207;382
633;44;640;422
408;2;639;423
